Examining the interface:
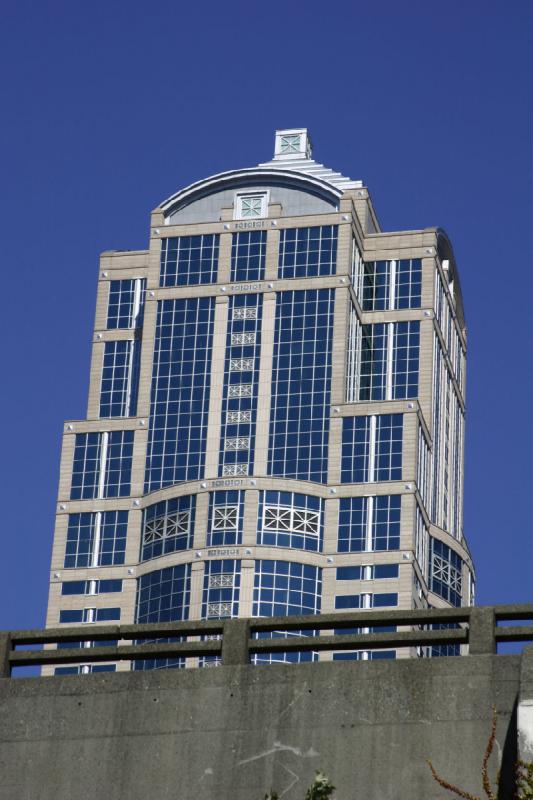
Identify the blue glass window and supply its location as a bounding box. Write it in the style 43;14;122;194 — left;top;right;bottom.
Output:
100;340;141;418
202;560;241;619
336;564;399;580
207;491;244;546
64;511;128;568
55;665;117;675
71;431;133;499
61;579;123;595
338;496;401;552
333;651;395;661
145;297;215;491
358;322;419;401
361;259;421;310
429;539;463;607
59;608;121;623
278;226;338;279
107;279;146;329
218;294;262;478
141;495;196;562
341;415;403;483
257;491;323;552
252;560;322;664
134;563;191;670
231;231;266;282
160;235;219;287
268;289;334;483
334;593;398;609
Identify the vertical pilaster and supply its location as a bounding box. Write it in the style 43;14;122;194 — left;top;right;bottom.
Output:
327;416;343;485
204;298;229;479
264;228;280;281
243;490;259;548
193;492;209;550
218;233;232;284
254;291;276;475
189;561;205;621
239;559;255;618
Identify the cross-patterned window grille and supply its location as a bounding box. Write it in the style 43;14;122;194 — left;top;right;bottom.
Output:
257;492;323;552
225;437;250;450
238;196;265;218
231;333;256;346
202;560;241;620
280;134;301;153
213;507;238;530
219;294;262;478
227;410;251;423
208;574;234;589
141;496;195;562
228;384;253;398
278;226;338;279
229;358;254;372
232;307;257;320
429;538;463;607
222;464;248;476
207;491;244;546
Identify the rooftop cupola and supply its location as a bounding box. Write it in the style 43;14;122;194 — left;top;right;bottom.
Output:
273;128;312;160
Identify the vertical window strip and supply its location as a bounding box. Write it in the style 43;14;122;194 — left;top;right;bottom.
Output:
252;560;322;664
341;415;403;483
429;538;462;607
107;279;146;329
278;226;338;279
337;495;401;552
145;297;215;491
267;289;334;483
64;511;128;568
202;559;241;620
218;294;262;478
356;322;420;401
134;563;191;671
100;340;138;418
230;231;266;282
71;431;133;500
362;260;421;311
415;506;429;579
345;305;361;403
159;234;219;287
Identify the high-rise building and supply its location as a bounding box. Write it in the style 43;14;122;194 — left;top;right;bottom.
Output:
46;128;474;671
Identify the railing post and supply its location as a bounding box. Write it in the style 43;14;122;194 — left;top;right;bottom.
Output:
0;633;12;678
468;607;496;655
221;619;250;666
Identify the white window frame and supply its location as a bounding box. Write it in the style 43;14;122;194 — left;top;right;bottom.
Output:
234;191;269;220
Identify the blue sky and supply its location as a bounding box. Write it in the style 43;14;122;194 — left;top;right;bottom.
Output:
1;0;532;631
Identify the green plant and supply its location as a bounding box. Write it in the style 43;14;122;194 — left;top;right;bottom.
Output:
260;770;334;800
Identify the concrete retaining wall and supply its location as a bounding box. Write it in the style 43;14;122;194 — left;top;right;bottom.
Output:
1;651;531;800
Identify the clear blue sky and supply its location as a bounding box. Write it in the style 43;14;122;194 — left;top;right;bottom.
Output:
1;0;531;631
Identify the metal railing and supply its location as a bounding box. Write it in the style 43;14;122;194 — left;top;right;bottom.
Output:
1;604;533;677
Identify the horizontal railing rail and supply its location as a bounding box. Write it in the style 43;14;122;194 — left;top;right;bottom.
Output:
1;604;532;677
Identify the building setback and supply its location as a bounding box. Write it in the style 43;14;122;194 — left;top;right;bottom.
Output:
46;128;474;671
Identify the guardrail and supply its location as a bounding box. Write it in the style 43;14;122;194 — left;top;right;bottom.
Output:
1;604;533;677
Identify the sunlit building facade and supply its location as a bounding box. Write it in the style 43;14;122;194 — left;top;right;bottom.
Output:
46;128;474;671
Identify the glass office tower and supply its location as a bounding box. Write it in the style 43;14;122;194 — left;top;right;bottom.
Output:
47;128;474;671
